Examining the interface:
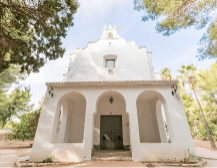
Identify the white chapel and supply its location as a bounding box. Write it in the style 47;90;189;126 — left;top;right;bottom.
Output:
30;25;195;162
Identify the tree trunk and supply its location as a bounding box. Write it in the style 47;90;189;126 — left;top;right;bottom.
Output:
193;88;216;148
211;93;217;105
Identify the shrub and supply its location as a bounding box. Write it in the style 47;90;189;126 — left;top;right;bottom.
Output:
42;157;52;163
6;108;41;141
0;120;18;129
196;122;217;141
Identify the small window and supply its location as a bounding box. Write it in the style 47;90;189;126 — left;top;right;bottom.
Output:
105;59;115;68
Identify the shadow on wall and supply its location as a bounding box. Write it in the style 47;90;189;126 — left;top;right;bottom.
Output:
136;90;172;143
30;91;87;162
53;91;86;144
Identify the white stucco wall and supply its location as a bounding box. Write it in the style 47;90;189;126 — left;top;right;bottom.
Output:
67;101;86;143
30;83;195;162
66;26;155;81
137;99;161;143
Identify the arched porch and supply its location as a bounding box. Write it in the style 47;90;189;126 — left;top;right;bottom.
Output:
93;91;130;150
52;91;86;144
30;80;195;162
136;90;172;143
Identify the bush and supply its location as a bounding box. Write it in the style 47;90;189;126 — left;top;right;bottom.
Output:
0;120;18;129
42;157;52;163
6;108;41;141
195;122;217;141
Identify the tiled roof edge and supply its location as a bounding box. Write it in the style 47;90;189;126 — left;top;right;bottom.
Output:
46;80;179;86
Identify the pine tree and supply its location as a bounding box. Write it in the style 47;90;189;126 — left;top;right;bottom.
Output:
0;0;79;74
134;0;217;59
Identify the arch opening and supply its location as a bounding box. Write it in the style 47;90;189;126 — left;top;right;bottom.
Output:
136;90;171;143
93;91;130;150
52;92;86;143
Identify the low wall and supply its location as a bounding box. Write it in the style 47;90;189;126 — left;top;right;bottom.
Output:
30;143;84;162
133;143;188;161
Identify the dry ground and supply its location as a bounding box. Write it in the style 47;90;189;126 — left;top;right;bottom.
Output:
193;139;217;151
0;130;217;167
0;130;33;149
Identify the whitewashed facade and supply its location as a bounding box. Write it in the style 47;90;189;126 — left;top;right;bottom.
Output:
30;25;195;162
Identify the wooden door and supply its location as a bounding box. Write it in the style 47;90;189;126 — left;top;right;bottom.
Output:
100;115;123;149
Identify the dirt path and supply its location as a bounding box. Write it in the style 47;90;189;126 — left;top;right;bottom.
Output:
0;148;32;167
0;130;32;167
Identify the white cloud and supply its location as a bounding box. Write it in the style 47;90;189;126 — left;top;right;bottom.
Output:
163;46;198;68
21;70;45;84
78;0;130;17
121;22;134;35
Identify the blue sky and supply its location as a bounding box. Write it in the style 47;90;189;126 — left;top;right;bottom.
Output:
20;0;215;109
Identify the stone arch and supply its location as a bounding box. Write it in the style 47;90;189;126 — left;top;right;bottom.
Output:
51;91;86;143
93;90;130;150
136;90;173;143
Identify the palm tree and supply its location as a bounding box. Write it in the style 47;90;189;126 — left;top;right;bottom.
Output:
161;68;172;80
178;65;216;148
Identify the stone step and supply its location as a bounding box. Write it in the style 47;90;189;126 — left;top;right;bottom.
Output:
91;157;132;161
91;150;132;161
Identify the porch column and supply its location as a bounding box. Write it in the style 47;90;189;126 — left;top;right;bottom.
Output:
83;98;95;160
126;98;141;161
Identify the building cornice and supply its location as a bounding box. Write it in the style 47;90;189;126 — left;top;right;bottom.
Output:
46;80;179;87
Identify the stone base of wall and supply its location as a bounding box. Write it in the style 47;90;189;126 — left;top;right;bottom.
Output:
93;145;100;150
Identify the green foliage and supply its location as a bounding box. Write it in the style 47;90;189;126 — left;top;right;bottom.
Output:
42;157;52;163
177;64;216;147
196;122;217;140
198;62;217;106
0;64;27;126
6;108;41;141
0;120;18;129
199;20;217;59
183;149;199;163
0;87;33;127
189;153;199;162
177;65;197;89
134;0;217;59
0;65;25;89
0;0;79;74
0;65;26;104
159;64;216;142
161;67;172;80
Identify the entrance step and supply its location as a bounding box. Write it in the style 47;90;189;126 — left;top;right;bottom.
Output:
91;150;132;161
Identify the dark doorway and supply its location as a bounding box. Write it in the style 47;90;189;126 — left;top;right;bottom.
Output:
100;115;123;149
